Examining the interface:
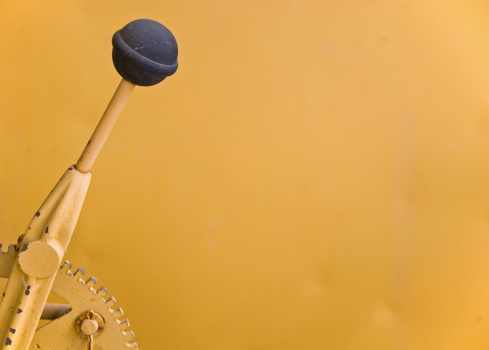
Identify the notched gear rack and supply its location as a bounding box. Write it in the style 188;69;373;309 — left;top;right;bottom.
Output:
0;19;178;350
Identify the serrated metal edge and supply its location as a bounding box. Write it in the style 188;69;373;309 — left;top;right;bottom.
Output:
0;242;17;278
102;296;117;307
61;260;73;275
113;307;124;318
123;330;136;341
0;243;16;254
117;318;130;330
1;250;140;349
56;261;139;348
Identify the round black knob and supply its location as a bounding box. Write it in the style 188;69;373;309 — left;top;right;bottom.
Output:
112;19;178;86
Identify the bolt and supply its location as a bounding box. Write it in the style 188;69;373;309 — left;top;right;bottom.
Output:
76;310;105;337
81;319;99;336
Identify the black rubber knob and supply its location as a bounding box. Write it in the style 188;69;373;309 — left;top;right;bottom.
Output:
112;19;178;86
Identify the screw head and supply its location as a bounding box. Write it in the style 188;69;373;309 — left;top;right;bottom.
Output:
81;319;99;336
76;310;105;337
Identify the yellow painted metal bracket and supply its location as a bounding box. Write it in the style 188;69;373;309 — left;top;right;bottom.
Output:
0;167;91;349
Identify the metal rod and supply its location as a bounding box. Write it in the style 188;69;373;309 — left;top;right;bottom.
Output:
75;79;135;173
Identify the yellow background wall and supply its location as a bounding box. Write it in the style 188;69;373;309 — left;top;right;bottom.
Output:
0;1;489;349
